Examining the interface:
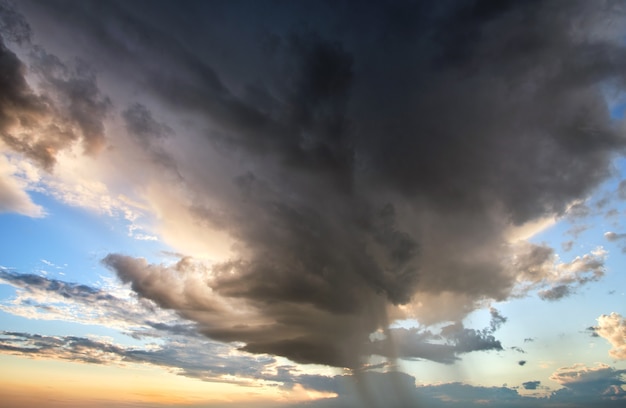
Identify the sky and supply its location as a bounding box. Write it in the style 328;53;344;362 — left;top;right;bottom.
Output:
0;0;626;407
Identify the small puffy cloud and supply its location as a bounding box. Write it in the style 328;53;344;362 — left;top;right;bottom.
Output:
603;232;626;253
604;231;626;242
522;381;541;390
538;285;572;301
561;240;574;252
596;313;626;360
518;360;527;366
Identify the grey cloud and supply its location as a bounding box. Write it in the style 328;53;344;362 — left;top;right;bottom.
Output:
603;231;626;253
0;269;115;301
518;360;527;366
566;224;590;238
561;240;574;252
618;180;626;200
17;0;626;368
586;326;600;338
367;311;506;364
538;284;572;301
604;231;626;241
0;330;279;386
565;202;591;220
29;48;111;156
0;0;30;44
513;243;606;300
489;307;507;332
0;269;194;340
123;103;171;142
522;381;541;390
0;35;54;168
594;195;610;210
122;103;179;172
550;363;626;399
290;371;626;408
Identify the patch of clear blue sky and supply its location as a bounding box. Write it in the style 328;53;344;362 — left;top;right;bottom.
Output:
0;192;173;347
0;191;168;285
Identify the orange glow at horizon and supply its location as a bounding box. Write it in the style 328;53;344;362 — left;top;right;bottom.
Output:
0;354;333;407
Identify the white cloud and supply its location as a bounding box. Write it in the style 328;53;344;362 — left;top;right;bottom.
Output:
0;152;44;217
511;242;607;300
596;313;626;360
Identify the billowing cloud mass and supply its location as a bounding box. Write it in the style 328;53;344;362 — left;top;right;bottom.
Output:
595;313;626;360
0;28;110;170
3;0;626;370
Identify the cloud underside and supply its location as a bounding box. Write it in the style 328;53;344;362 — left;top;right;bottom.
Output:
2;0;626;368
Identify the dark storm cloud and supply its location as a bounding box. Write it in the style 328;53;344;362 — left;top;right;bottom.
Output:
0;4;111;170
16;0;626;368
103;252;390;368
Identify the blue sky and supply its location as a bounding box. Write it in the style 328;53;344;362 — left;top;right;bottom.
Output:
1;1;626;407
